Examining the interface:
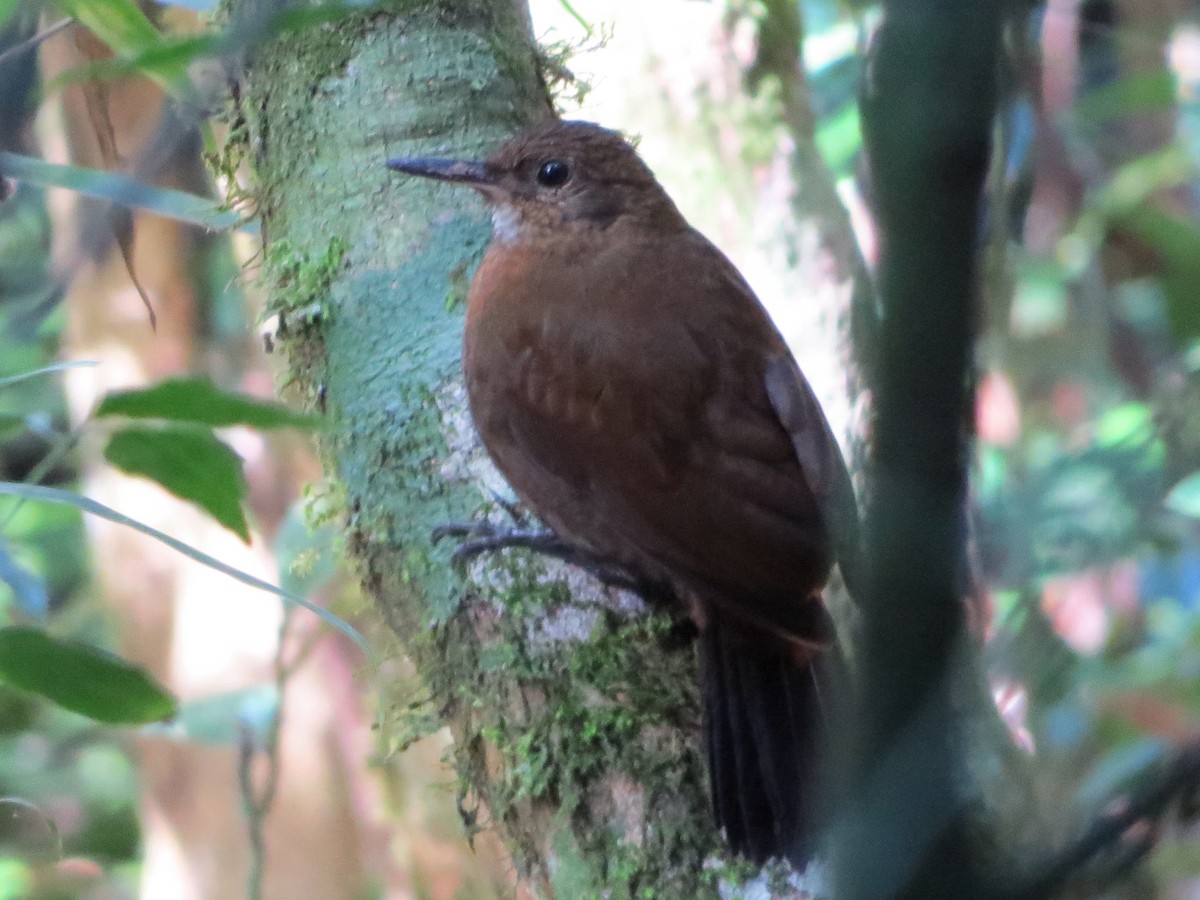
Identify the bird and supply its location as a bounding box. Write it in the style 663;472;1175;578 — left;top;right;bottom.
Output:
387;119;861;868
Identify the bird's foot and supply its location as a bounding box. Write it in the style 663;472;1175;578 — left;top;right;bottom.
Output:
432;521;570;567
431;520;651;595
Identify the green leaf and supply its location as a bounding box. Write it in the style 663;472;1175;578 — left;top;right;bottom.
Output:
0;0;20;30
1167;472;1200;519
0;483;369;656
1075;71;1177;125
815;103;862;175
1117;205;1200;343
1096;402;1153;448
0;153;248;233
0;627;176;724
96;377;319;429
1081;146;1200;343
103;425;250;541
0;413;25;442
47;33;220;91
57;0;190;95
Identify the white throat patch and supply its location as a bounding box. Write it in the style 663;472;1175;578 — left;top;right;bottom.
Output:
491;205;525;244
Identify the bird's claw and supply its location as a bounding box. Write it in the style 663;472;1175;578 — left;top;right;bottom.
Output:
430;521;487;544
431;518;657;595
444;526;568;567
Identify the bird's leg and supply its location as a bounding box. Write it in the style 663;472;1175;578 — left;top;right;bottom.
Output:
432;518;661;597
476;488;531;529
431;488;539;551
433;521;573;564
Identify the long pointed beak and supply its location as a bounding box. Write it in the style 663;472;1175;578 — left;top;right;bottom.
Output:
385;157;494;186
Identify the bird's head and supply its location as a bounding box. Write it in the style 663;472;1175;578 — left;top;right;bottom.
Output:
387;120;684;242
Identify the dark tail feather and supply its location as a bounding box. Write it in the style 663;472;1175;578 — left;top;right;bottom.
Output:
702;624;829;868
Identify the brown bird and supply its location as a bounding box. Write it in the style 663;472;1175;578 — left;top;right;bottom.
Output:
388;120;860;867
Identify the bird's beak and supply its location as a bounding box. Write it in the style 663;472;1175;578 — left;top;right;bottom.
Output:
385;157;495;186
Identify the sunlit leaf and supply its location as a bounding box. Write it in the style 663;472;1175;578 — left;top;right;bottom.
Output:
1012;254;1070;336
1095;403;1153;448
976;445;1007;502
1079;146;1200;342
1093;146;1192;216
815;103;861;175
0;153;246;232
1166;472;1200;519
103;425;250;542
50;2;368;90
0;483;368;654
96;377;319;429
0;627;176;724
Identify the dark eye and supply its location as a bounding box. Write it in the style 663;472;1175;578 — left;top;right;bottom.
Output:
536;160;570;188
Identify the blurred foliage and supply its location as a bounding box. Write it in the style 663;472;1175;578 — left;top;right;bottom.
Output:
0;2;349;892
966;2;1200;886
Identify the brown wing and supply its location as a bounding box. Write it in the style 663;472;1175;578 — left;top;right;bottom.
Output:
764;355;863;597
467;227;856;643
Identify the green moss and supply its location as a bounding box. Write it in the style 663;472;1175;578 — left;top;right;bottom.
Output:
428;576;717;895
259;236;347;409
443;259;471;312
264;236;347;317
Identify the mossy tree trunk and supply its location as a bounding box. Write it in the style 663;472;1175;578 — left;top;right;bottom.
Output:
234;2;848;895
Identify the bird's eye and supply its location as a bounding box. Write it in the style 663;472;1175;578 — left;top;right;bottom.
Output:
536;160;571;188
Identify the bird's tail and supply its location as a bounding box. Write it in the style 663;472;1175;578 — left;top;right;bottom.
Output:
701;621;833;868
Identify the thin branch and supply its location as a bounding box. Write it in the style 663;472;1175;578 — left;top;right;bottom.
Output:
238;605;295;900
1007;743;1200;899
0;18;73;74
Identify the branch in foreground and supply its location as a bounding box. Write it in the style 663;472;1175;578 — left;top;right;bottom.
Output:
836;0;1004;894
1009;742;1200;899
